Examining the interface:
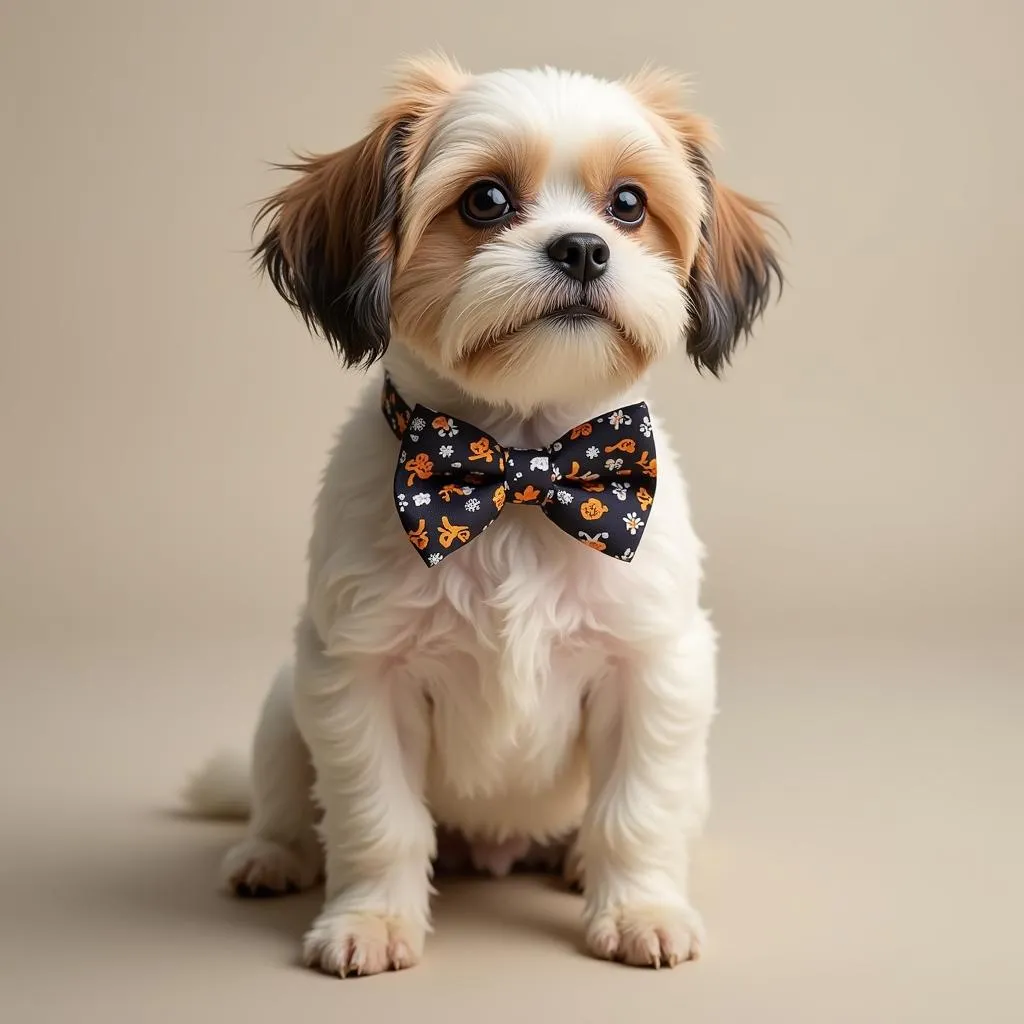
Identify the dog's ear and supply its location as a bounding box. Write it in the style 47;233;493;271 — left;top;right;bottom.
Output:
253;128;406;367
623;68;782;374
253;54;465;367
685;177;783;375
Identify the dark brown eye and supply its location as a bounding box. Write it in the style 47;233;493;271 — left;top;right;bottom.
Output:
608;186;646;226
459;181;514;226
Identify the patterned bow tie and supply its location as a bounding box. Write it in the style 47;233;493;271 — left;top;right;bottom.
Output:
382;375;657;567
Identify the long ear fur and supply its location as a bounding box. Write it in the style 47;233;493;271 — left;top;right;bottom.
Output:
253;125;408;367
252;54;464;367
686;175;783;375
624;68;783;374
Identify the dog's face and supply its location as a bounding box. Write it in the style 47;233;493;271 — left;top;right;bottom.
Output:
256;57;780;410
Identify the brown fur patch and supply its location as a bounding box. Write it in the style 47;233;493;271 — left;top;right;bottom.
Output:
251;54;465;365
705;181;782;297
392;207;479;356
621;65;783;373
578;136;703;270
381;53;470;191
620;67;718;155
398;130;551;272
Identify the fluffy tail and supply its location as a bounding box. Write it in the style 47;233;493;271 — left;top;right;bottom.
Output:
181;751;252;820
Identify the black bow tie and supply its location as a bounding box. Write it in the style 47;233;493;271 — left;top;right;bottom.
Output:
381;376;658;567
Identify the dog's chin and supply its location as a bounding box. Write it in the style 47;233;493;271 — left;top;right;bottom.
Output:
446;314;650;411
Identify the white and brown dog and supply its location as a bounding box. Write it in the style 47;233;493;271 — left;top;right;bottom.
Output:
185;54;781;975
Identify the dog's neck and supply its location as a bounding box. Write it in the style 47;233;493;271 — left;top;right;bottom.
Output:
381;343;648;450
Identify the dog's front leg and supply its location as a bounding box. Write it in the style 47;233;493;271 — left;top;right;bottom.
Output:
294;632;434;977
580;613;716;967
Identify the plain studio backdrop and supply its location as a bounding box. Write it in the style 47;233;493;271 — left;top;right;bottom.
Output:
1;2;1021;1023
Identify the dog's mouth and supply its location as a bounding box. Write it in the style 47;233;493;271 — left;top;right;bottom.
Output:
456;297;643;370
536;302;606;325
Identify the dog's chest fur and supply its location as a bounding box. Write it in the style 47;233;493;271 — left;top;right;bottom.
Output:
403;510;624;831
307;383;693;840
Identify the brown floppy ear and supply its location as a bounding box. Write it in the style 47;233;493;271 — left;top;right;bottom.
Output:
623;68;783;375
252;54;464;367
686;177;783;375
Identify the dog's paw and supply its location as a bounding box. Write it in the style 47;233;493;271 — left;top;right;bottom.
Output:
586;903;703;968
303;906;424;977
220;837;320;897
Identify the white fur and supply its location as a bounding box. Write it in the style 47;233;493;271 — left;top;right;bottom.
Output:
185;65;720;975
415;68;700;411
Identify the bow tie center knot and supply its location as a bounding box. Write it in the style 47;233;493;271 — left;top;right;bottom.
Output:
506;449;557;506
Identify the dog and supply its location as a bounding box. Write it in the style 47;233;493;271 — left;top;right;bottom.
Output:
184;54;781;976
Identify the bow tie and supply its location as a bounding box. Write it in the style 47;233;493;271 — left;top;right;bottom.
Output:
381;375;657;567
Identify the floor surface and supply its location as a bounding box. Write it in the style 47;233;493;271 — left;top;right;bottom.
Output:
2;626;1021;1023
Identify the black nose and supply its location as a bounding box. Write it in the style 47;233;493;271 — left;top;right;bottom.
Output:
546;232;610;284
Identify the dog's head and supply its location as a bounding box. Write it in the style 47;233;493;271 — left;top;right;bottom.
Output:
255;56;781;410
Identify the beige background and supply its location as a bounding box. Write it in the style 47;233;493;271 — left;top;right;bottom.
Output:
1;1;1022;1022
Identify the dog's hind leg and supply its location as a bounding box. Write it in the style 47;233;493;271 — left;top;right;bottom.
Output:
186;663;323;896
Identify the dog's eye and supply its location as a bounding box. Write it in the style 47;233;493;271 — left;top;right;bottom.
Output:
608;186;646;226
460;181;514;226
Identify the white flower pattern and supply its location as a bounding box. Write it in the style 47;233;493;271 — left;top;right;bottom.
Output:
381;373;657;567
623;512;644;535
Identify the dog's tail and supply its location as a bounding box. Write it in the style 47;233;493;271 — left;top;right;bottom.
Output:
181;751;251;820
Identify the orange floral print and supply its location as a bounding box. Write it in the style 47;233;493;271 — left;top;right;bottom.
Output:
580;498;609;521
382;373;658;564
604;438;636;454
404;453;433;487
565;461;600;484
514;484;542;504
637;451;657;478
437;516;471;549
469;437;495;463
439;483;467;502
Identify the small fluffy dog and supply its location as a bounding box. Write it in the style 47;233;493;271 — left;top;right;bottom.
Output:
185;54;781;975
